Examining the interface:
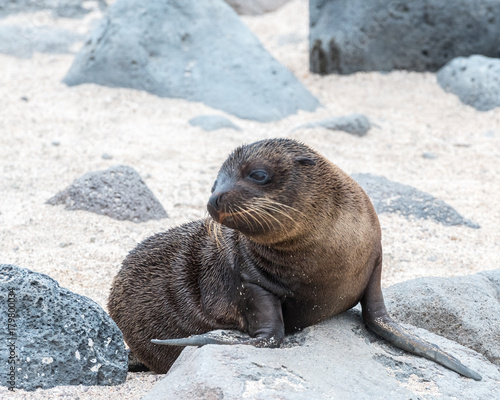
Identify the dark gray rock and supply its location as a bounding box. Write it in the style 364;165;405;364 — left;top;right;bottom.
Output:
309;0;500;74
0;264;127;391
224;0;292;15
63;0;319;122
46;165;167;222
293;113;371;136
385;270;500;367
189;115;241;132
143;309;499;400
437;55;500;111
352;173;480;228
0;25;82;58
0;0;107;18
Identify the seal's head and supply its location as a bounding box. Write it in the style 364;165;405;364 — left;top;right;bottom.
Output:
207;138;326;245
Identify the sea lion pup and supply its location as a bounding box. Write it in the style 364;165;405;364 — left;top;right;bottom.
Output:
108;138;481;380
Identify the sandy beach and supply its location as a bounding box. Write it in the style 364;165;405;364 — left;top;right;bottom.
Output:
1;0;499;398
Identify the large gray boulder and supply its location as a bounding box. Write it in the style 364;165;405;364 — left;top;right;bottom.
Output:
309;0;500;74
143;309;499;399
352;173;480;228
437;55;500;111
0;264;127;391
385;270;500;367
64;0;319;122
46;165;168;223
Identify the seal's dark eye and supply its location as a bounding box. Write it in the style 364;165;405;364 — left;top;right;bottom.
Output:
248;170;269;184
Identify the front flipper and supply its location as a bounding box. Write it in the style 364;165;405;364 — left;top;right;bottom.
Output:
361;260;482;381
152;329;280;347
152;282;284;349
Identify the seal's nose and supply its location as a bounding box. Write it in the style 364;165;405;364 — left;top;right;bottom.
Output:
208;192;221;211
207;173;233;215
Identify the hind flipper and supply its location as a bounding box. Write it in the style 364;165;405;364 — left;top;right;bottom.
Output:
361;258;482;381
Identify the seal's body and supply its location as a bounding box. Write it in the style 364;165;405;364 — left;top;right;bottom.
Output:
108;139;481;379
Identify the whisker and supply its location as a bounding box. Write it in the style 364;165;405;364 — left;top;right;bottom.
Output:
253;198;306;219
238;204;275;231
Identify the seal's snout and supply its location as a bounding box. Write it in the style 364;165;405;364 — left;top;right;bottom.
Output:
208;192;221;211
208;173;234;219
207;194;221;222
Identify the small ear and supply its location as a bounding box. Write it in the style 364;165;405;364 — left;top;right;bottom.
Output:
296;157;316;166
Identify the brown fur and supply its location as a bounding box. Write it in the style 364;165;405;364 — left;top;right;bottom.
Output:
108;138;380;372
108;138;481;380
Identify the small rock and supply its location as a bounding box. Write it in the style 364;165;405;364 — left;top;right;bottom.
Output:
293;114;371;137
224;0;292;15
422;152;437;159
352;173;479;228
189;115;241;132
0;264;127;391
46;165;168;222
101;153;113;160
437;55;500;111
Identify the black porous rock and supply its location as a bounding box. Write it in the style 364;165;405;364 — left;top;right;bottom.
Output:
0;264;127;391
63;0;319;122
309;0;500;74
352;173;479;228
142;307;499;399
46;165;167;223
0;0;107;18
385;270;500;367
0;25;82;59
189;115;241;132
224;0;292;15
293;113;371;137
437;55;500;111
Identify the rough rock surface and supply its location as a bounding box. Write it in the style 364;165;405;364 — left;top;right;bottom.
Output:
225;0;292;15
352;173;480;228
64;0;319;122
0;0;107;18
0;264;127;391
437;55;500;111
143;309;499;400
293;113;371;136
189;115;241;132
46;165;167;222
385;270;500;367
0;25;81;58
309;0;500;74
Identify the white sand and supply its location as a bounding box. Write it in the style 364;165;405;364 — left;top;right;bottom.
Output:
1;1;499;398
